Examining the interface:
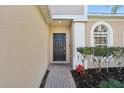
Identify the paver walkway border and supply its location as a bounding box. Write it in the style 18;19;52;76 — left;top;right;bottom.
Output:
45;63;76;88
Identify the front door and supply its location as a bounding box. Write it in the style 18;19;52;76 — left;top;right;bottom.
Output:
53;33;66;61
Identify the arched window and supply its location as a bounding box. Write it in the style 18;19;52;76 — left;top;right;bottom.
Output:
91;21;113;47
94;25;108;46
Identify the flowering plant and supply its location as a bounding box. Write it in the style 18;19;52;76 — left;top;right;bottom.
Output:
75;64;84;75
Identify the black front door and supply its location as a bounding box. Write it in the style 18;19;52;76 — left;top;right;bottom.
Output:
53;33;66;61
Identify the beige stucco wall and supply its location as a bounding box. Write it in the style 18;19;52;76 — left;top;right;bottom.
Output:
49;25;71;63
50;5;84;15
0;6;49;87
85;20;124;47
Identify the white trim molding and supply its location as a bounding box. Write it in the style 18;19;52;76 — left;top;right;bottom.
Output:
72;22;85;69
84;5;88;20
90;21;113;47
52;15;88;21
88;14;124;17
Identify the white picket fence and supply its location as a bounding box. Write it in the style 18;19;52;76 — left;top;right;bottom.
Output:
76;52;124;69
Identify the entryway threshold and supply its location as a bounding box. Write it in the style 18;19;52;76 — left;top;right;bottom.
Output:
53;61;66;64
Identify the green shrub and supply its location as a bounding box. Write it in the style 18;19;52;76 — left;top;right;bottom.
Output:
77;47;124;57
111;47;124;57
77;47;93;55
98;79;124;88
94;46;108;57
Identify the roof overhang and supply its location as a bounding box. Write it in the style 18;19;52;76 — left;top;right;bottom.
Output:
38;5;53;24
88;14;124;19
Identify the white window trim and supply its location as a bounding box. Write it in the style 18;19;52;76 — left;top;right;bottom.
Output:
91;21;113;47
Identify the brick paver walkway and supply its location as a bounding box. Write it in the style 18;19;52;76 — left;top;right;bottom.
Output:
45;63;76;88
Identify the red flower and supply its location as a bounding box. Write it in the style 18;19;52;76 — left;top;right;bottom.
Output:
75;64;84;73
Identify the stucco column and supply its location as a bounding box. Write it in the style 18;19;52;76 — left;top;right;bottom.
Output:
71;21;85;69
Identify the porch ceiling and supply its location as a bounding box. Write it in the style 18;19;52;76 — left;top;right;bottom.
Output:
50;19;72;26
